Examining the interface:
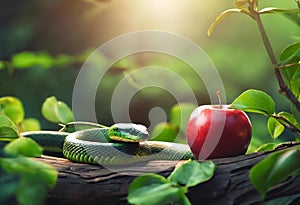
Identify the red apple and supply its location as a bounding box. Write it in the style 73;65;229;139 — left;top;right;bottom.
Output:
186;104;252;160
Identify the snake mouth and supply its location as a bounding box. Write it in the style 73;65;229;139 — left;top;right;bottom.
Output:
110;136;142;143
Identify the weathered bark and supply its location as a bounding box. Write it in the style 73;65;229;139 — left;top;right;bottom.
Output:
39;144;300;205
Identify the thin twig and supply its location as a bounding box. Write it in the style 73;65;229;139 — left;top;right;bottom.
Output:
271;114;300;136
274;62;300;69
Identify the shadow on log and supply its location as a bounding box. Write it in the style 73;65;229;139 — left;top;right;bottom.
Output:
38;144;300;205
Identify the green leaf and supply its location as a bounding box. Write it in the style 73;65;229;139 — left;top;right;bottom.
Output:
267;117;284;140
0;114;19;140
230;89;275;115
179;194;192;205
128;173;168;192
208;8;250;36
128;184;182;205
282;10;300;27
41;96;74;124
249;147;300;198
168;160;216;188
291;71;300;100
278;111;297;123
16;175;47;205
246;135;267;154
259;8;300;26
11;52;53;69
255;143;279;152
0;96;25;125
127;174;184;205
19;118;41;132
4;137;43;157
280;42;300;63
169;103;197;135
277;111;300;131
150;122;178;142
280;43;300;94
291;105;300;123
0;157;58;188
281;65;299;87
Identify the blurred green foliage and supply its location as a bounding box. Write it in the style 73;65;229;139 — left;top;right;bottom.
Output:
0;0;299;148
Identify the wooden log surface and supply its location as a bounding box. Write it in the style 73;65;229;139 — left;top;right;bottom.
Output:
38;143;300;205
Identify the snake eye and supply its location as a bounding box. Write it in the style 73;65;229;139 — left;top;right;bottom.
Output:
113;127;120;132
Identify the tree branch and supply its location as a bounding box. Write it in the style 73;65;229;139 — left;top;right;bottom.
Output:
24;143;300;205
249;4;300;113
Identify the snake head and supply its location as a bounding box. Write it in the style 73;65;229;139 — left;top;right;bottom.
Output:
109;123;149;142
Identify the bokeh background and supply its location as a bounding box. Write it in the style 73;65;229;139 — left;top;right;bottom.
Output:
0;0;299;149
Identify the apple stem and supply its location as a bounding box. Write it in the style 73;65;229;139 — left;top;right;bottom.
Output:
216;91;222;109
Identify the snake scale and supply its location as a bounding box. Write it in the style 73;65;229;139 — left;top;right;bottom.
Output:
21;123;194;165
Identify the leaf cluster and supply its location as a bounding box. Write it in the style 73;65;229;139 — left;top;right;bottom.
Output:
0;137;58;205
229;75;300;200
0;95;74;205
0;96;40;135
231;89;300;141
208;0;300;37
280;43;300;102
127;160;216;205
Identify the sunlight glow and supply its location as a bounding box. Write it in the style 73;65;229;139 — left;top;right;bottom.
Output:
134;0;184;28
139;0;182;13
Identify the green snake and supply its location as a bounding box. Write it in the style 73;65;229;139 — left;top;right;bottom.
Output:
21;123;193;165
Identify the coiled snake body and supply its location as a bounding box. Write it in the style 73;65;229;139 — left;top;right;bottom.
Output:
21;123;193;165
